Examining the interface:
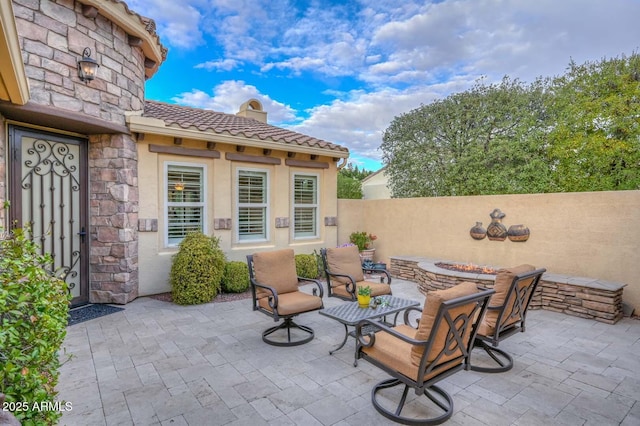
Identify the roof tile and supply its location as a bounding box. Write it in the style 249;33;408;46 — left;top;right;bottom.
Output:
143;100;348;153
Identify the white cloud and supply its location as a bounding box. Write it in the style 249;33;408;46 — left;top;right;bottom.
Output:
172;80;297;122
137;0;640;169
194;59;241;71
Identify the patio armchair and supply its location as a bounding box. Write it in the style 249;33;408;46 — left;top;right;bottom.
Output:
469;264;546;373
355;282;495;425
247;249;324;346
321;245;392;301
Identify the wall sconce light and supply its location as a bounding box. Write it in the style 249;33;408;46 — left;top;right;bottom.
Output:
77;47;99;83
174;182;185;191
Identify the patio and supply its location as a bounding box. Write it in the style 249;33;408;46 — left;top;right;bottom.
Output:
58;278;640;425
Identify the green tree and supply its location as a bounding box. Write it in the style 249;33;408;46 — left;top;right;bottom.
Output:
546;53;640;191
381;76;551;197
337;162;373;199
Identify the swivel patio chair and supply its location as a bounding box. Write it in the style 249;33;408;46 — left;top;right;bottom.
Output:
321;245;392;301
247;249;324;346
355;282;495;425
469;264;546;373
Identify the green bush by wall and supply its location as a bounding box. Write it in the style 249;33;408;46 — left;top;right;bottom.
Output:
0;228;70;425
221;261;250;293
170;232;226;305
295;254;318;279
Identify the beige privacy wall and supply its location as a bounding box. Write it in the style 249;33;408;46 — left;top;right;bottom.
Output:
337;190;640;311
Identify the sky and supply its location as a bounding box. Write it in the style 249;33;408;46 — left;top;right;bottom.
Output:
127;0;640;172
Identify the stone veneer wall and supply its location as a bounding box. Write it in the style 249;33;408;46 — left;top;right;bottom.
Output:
89;134;139;303
390;256;625;324
6;0;150;303
14;0;145;121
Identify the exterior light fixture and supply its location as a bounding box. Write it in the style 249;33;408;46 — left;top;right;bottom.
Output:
77;47;99;82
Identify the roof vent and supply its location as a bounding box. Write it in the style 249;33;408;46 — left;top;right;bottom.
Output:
236;98;267;123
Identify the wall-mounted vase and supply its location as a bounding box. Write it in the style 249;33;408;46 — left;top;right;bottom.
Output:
470;222;487;240
508;224;530;242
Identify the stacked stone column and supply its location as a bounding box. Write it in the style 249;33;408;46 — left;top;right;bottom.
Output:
89;134;138;304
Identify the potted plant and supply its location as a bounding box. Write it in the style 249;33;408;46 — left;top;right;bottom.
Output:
349;231;378;262
357;285;372;308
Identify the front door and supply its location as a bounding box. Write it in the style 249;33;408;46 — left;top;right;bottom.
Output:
8;125;89;307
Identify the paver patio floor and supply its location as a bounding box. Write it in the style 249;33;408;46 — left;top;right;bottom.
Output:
58;279;640;425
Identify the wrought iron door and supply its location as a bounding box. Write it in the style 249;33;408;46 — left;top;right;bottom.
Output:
8;126;89;307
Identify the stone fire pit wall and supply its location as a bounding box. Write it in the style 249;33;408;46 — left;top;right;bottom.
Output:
390;256;625;324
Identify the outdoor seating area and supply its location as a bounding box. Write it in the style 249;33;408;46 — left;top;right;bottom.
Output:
57;276;640;425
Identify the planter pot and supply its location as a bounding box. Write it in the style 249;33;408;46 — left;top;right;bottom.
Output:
359;248;376;262
357;294;371;308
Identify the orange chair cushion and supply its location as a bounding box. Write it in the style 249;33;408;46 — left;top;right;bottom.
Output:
258;291;323;316
411;281;479;365
478;264;536;337
253;249;300;299
362;324;461;382
325;246;364;286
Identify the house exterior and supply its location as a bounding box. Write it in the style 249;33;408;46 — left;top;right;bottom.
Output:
361;166;391;199
0;0;348;306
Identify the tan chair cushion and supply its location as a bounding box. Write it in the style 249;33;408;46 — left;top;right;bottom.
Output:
258;291;323;316
362;324;461;382
326;246;364;286
253;249;299;299
411;281;479;365
478;264;536;337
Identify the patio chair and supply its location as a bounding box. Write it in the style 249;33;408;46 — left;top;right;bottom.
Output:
247;249;324;346
355;282;495;425
469;265;546;373
321;245;392;301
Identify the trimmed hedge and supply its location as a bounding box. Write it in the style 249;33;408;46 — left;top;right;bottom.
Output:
170;232;226;305
295;254;318;279
221;261;250;293
0;228;70;425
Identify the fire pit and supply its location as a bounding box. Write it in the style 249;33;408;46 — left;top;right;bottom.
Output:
434;262;497;275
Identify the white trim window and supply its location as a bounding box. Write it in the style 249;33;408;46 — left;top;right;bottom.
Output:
237;168;269;242
165;163;206;246
293;173;319;239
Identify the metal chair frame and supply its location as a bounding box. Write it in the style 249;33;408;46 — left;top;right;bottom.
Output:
320;247;392;301
470;268;546;373
356;288;495;425
247;254;324;347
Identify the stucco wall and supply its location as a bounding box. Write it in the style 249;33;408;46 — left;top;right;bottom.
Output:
362;168;391;199
137;136;340;296
338;191;640;311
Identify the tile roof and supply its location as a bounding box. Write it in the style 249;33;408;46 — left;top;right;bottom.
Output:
143;100;348;153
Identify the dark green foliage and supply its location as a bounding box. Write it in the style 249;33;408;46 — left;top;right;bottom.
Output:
294;254;318;279
382;53;640;196
221;261;250;293
0;228;71;425
170;232;226;305
337;163;372;199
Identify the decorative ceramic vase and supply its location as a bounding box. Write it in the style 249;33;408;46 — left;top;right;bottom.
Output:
487;208;508;241
508;224;530;242
469;222;487;240
357;294;371;308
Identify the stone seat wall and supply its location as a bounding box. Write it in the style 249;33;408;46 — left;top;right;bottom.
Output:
390;256;625;324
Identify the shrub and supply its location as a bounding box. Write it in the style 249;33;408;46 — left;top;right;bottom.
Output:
295;254;318;279
0;227;70;425
221;261;250;293
170;232;226;305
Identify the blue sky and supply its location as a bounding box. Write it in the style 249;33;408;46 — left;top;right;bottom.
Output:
127;0;640;172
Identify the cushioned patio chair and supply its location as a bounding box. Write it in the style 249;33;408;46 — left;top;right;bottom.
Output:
469;265;546;373
321;245;392;301
355;282;495;425
247;249;324;346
